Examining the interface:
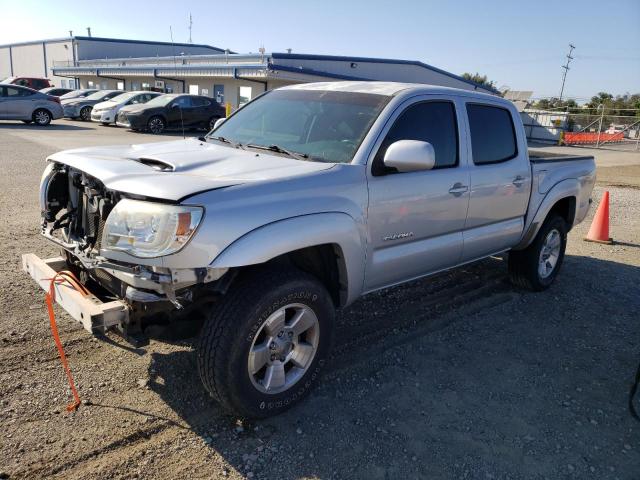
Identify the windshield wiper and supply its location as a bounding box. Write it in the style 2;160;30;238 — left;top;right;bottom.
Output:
208;135;245;149
246;144;309;161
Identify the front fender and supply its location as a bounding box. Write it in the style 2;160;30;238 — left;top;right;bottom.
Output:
514;178;580;250
211;212;366;305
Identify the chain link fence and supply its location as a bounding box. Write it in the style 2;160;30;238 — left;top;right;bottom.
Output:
522;107;640;151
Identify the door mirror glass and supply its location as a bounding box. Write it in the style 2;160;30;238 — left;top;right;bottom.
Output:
383;140;436;172
213;117;226;129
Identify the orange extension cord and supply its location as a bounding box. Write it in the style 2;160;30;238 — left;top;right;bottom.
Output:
45;271;89;412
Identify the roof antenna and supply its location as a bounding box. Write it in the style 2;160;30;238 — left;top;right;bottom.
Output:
170;26;186;140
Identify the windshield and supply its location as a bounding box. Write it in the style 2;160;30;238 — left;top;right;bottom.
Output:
106;91;137;103
209;89;390;163
142;95;175;107
60;90;85;99
85;90;117;101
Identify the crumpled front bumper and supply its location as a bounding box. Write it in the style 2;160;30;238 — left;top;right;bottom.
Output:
22;253;129;334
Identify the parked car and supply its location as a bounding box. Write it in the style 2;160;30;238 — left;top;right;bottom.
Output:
62;90;124;121
39;87;74;97
1;76;52;89
91;91;162;125
25;82;596;418
59;89;99;101
115;93;225;133
0;84;63;125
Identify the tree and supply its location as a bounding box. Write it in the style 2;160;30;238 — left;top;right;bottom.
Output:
532;97;578;110
461;72;496;90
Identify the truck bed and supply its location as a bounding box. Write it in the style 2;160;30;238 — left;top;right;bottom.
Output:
528;149;594;164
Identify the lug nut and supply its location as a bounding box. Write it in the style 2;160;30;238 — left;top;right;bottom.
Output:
279;356;285;362
278;331;284;338
270;354;276;361
288;331;293;338
269;342;277;350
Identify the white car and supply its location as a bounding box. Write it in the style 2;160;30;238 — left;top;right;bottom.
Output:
91;91;162;125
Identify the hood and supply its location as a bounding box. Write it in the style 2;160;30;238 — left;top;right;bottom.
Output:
62;98;89;106
93;100;118;110
47;138;335;201
120;104;154;114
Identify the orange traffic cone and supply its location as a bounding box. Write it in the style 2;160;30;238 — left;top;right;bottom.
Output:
584;191;613;244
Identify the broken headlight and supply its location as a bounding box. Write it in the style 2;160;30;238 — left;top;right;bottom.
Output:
102;199;203;258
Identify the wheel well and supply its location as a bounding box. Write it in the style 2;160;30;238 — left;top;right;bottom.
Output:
269;244;347;307
549;196;576;228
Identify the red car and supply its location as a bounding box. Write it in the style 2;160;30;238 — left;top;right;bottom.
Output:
1;76;52;89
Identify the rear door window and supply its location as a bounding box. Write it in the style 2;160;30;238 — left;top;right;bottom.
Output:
466;104;518;164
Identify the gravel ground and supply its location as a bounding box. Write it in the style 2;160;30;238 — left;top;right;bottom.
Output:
1;121;639;479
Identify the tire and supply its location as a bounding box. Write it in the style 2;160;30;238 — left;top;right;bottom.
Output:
197;267;335;418
509;214;567;291
79;106;92;121
22;120;32;124
32;109;52;126
147;116;165;134
208;116;220;131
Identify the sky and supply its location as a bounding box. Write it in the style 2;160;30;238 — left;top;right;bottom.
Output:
1;0;638;101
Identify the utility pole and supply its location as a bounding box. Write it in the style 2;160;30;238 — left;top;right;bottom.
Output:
559;43;575;103
188;14;193;43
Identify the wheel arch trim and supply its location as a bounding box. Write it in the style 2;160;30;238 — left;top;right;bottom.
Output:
514;178;579;250
210;212;366;306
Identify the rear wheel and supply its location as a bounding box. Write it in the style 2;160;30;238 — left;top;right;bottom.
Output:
147;116;165;134
32;109;52;126
208;116;220;131
509;214;567;291
79;106;92;121
197;268;335;418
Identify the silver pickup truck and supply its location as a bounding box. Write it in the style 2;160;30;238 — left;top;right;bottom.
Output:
24;82;596;417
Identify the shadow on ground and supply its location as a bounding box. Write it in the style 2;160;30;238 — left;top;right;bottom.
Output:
0;121;94;130
134;254;640;478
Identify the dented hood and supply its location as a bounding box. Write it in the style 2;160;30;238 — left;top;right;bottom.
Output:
47;138;334;201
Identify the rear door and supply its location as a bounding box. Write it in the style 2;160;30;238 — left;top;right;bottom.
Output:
364;96;470;291
0;87;7;118
461;101;531;261
3;86;34;119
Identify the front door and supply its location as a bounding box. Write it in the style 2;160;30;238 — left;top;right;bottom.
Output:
364;97;470;292
167;96;193;128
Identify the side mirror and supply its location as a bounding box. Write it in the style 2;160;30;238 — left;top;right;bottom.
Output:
213;117;226;129
383;140;436;173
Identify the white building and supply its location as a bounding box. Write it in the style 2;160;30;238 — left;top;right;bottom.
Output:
51;51;498;109
0;35;226;88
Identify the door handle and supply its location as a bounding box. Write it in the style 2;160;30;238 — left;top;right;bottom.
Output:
512;175;525;187
448;183;469;196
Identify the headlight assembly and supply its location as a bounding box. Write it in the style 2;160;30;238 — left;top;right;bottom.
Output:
102;199;203;258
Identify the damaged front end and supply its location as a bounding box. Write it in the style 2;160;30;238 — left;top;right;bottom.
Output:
35;162;227;344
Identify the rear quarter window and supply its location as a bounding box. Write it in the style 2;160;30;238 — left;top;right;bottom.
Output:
466;104;518;164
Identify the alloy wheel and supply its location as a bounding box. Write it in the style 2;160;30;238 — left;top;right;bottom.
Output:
247;303;320;394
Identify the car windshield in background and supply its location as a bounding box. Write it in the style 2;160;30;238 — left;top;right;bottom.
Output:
60;90;83;99
209;89;391;164
85;91;117;101
142;95;175;108
108;92;137;103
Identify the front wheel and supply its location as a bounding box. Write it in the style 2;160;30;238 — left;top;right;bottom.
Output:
197;268;335;418
79;106;92;121
509;214;567;291
147;116;165;134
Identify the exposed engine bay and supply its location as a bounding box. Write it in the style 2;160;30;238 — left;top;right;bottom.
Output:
39;163;229;343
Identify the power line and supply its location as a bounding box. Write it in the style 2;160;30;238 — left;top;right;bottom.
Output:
559;43;575;102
